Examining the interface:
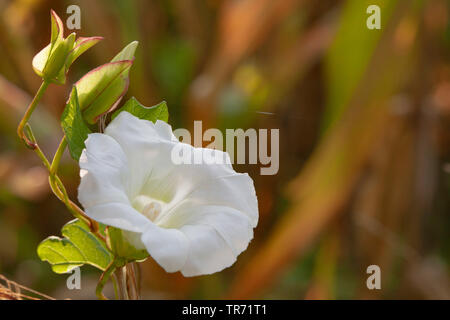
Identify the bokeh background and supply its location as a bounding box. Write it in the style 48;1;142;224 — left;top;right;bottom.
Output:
0;0;449;299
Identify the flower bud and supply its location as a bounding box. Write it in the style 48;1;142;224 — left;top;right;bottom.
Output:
73;41;139;124
32;10;102;84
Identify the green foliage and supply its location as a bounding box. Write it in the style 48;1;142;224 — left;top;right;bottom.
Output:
151;38;196;102
61;87;91;161
323;0;397;131
112;97;169;123
37;219;113;274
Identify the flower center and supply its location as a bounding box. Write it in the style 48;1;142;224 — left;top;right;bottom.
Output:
132;195;163;222
142;202;162;221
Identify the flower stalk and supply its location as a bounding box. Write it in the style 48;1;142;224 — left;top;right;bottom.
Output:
49;135;104;240
18;86;104;241
96;260;117;300
95;260;139;300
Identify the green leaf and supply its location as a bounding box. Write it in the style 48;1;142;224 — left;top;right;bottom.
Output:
112;97;168;123
37;219;113;274
61;87;92;160
106;227;149;262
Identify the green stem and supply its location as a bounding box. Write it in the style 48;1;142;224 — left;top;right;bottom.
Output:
48;136;105;242
122;266;130;300
49;168;104;241
17;81;49;149
96;260;117;300
24;125;51;170
48;136;70;202
50;135;67;175
24;129;105;242
132;262;141;299
111;273;119;300
114;268;125;300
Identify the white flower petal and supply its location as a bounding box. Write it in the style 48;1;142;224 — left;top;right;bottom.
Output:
85;202;150;233
141;223;189;273
106;112;178;144
78;133;150;233
140;205;253;275
78;112;260;277
154;119;179;142
161;173;258;228
78;133;130;208
165;204;254;256
104;112;238;204
104;112;178;198
179;224;237;277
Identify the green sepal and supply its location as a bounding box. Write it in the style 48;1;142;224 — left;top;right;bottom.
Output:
106;227;149;263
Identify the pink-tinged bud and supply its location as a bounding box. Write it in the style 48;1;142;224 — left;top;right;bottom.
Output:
72;41;138;124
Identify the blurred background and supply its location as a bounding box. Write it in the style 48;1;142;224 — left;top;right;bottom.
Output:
0;0;449;299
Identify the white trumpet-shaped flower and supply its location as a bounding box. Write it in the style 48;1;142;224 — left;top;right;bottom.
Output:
78;112;258;276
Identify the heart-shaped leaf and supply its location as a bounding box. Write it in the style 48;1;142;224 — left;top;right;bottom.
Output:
37;219;113;274
61;87;91;160
112;97;168;123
